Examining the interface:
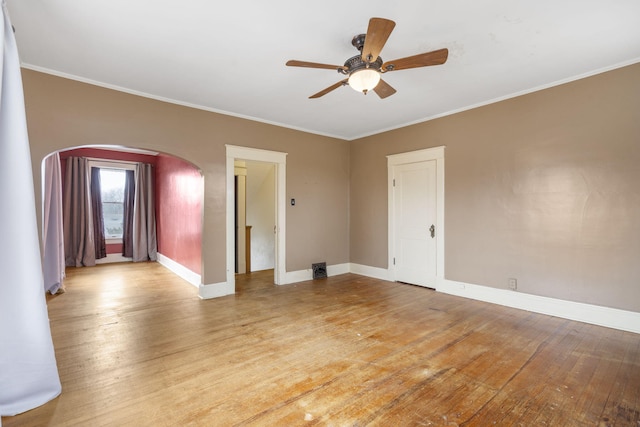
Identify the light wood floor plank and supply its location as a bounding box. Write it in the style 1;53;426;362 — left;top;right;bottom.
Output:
2;263;639;426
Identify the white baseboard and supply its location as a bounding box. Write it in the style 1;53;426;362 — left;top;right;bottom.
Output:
282;269;310;285
349;263;392;281
437;279;640;334
156;253;232;300
348;264;640;334
282;263;351;285
95;253;132;264
328;263;351;276
198;281;234;299
156;253;201;287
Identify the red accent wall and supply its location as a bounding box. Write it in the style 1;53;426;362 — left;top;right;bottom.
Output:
155;153;202;274
60;147;157;255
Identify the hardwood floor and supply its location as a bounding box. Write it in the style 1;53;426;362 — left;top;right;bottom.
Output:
3;262;639;426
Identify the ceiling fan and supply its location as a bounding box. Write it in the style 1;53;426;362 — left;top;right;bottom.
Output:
286;17;448;99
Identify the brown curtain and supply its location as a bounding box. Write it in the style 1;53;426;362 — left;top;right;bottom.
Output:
122;169;135;258
133;163;157;262
90;167;106;260
63;156;96;266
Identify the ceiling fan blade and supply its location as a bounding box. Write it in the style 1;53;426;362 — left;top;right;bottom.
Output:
361;17;396;63
286;60;347;72
373;79;397;99
309;79;348;99
382;48;449;71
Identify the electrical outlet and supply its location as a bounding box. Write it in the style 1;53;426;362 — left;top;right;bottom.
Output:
508;278;517;290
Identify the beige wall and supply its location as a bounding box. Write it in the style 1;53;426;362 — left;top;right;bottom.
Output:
23;63;640;312
23;70;350;285
350;63;640;312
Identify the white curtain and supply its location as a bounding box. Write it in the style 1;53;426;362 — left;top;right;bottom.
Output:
0;1;61;416
132;163;157;262
43;152;65;293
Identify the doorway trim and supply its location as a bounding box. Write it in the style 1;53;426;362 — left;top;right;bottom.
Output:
226;145;287;288
387;146;445;286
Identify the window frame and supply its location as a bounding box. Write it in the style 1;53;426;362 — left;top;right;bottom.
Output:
88;159;137;244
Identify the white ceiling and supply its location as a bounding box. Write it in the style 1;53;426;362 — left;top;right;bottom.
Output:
7;1;640;140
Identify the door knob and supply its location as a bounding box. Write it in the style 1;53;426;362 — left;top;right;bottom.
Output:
429;224;435;238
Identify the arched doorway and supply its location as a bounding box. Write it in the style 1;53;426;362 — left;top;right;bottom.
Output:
41;145;204;292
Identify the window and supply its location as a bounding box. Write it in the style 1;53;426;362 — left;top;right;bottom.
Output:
99;168;126;239
89;160;136;242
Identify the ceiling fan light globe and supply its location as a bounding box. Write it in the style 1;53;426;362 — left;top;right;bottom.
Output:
348;69;380;93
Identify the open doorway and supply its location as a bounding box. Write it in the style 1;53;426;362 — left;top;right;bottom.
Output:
234;160;276;275
226;145;287;289
41;146;204;292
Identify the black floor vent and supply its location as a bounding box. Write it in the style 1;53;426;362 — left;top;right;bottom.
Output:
312;262;327;279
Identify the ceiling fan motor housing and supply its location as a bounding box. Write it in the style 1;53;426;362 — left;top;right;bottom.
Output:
340;54;383;75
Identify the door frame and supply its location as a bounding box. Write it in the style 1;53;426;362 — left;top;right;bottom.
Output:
226;145;287;287
387;146;445;286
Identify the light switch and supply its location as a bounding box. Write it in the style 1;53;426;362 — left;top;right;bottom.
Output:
291;198;295;206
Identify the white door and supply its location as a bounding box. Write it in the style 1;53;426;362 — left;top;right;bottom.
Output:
392;160;438;287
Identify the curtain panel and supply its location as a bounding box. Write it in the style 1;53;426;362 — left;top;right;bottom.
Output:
122;169;135;258
42;152;66;294
63;156;96;267
90;167;107;260
0;1;61;415
133;163;158;262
